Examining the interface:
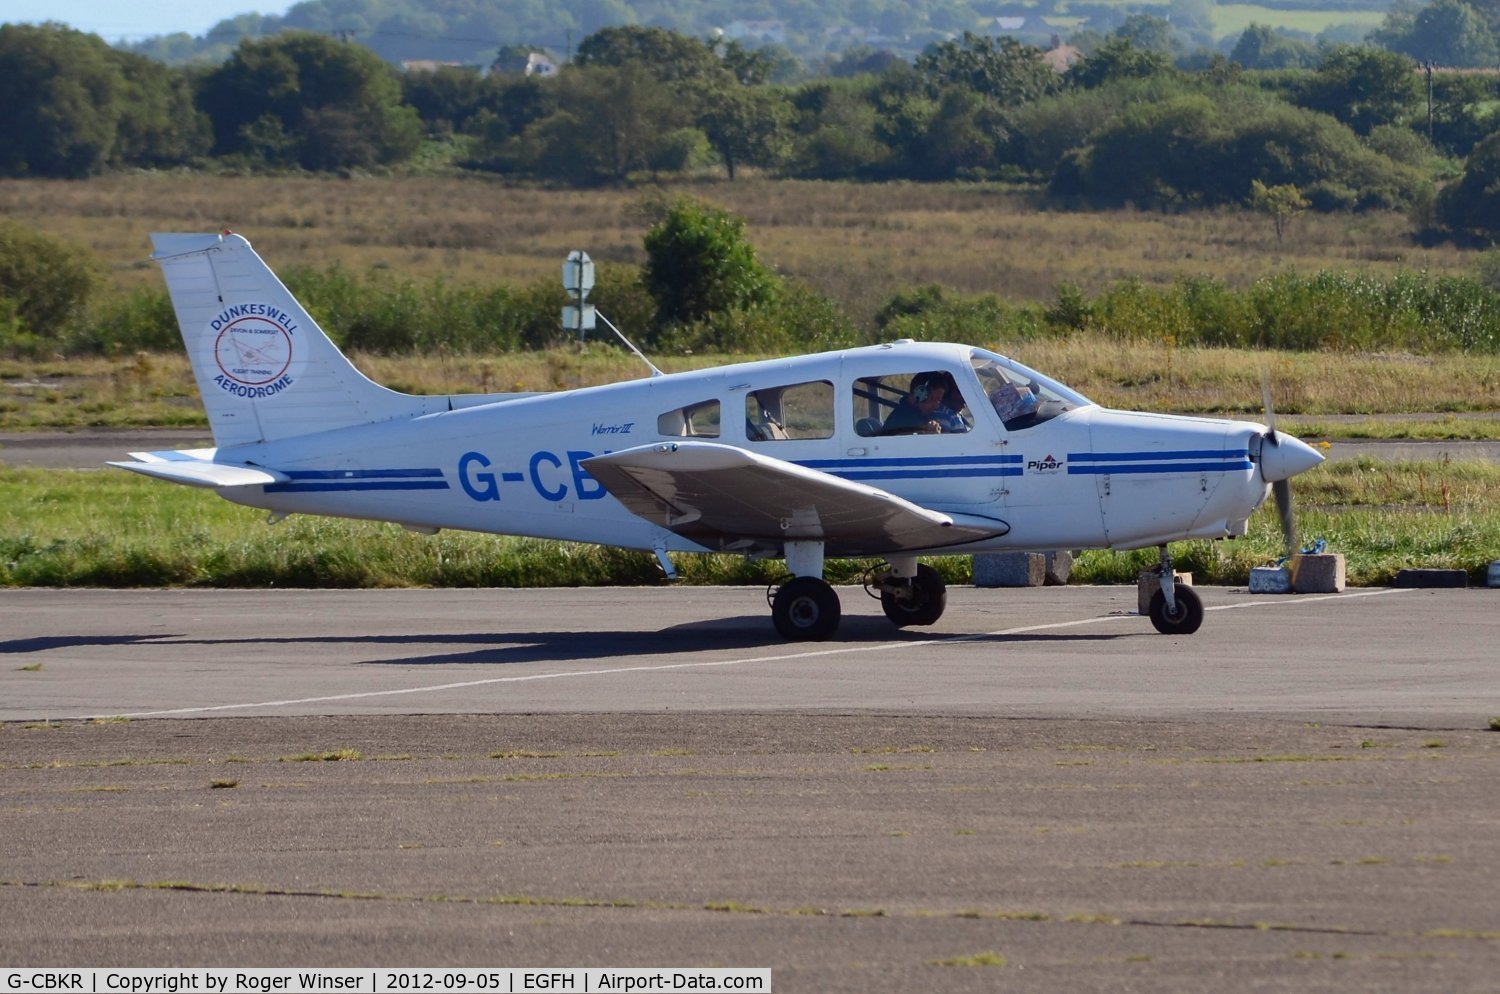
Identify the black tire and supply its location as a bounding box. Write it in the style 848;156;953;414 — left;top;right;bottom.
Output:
880;563;948;628
772;577;842;641
1148;585;1204;635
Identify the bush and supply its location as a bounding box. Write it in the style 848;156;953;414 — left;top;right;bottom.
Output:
875;283;1047;343
0;221;98;355
641;196;781;337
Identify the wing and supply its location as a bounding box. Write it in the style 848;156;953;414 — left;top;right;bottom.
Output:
108;449;288;489
583;441;1008;558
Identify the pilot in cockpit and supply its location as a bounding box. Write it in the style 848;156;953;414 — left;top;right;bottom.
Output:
883;372;971;435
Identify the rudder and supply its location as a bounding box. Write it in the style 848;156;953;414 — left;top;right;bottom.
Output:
151;232;444;449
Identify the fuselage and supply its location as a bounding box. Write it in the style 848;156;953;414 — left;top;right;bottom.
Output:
211;341;1284;559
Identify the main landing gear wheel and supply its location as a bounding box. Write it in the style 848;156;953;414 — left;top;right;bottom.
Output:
1148;585;1204;635
772;576;842;641
880;563;948;628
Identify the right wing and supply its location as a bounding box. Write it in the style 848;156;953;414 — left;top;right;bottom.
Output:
583;441;1009;558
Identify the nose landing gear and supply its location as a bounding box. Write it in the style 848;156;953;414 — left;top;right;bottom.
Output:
1147;544;1204;635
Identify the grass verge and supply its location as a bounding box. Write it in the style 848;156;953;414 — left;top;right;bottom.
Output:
3;461;1497;588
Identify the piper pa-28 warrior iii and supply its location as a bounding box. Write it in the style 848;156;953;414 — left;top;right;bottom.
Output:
113;232;1325;641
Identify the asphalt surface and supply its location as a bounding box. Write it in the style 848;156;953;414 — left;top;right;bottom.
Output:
4;585;1500;991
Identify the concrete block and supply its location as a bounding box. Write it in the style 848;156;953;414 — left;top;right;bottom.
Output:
1138;570;1192;615
974;552;1046;588
1488;561;1500;588
1291;552;1345;593
1249;566;1291;594
1044;550;1074;586
1395;568;1467;589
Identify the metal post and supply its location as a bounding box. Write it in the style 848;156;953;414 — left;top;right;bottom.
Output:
1424;60;1435;147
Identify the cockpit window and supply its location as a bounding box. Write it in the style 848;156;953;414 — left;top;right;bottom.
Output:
746;380;834;441
970;349;1091;431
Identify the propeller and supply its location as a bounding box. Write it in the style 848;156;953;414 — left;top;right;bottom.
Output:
1261;373;1298;561
1256;372;1324;563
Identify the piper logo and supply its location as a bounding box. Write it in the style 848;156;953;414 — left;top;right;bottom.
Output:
1026;454;1065;473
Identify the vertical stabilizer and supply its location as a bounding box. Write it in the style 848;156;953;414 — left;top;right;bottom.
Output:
151;232;445;448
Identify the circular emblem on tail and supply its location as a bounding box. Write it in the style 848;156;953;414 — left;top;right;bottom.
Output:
204;304;303;400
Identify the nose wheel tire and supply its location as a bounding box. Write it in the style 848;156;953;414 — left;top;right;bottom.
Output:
880;563;948;628
1148;585;1204;635
772;577;842;641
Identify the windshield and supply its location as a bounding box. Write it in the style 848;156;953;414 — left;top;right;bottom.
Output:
969;349;1092;431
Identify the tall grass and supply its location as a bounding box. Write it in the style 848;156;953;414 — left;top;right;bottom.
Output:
0;174;1479;319
6;338;1500;431
4;462;1497;589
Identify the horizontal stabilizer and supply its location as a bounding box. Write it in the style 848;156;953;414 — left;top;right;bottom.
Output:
108;450;287;489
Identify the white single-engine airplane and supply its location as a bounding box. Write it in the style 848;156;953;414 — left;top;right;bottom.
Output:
112;232;1325;641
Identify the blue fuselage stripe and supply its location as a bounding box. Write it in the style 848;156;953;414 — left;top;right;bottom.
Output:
1068;461;1253;475
1067;450;1249;462
831;468;1024;481
265;480;451;493
797;455;1022;469
282;468;445;480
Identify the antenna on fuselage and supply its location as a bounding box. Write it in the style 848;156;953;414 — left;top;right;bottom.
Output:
563;250;662;378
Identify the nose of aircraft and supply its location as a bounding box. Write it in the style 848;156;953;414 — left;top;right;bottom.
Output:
1258;431;1324;483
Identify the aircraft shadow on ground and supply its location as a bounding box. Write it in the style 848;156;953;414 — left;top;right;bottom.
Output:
0;619;1131;667
2;634;185;654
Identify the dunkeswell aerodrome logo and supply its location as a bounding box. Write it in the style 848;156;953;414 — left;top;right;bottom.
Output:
205;303;304;400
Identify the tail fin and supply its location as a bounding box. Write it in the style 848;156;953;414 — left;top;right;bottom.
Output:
151;232;446;448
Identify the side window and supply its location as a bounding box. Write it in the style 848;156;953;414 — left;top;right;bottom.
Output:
852;371;971;436
657;399;720;438
746;380;834;441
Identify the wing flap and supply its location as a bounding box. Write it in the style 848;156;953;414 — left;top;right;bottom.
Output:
583;441;1007;557
108;449;287;489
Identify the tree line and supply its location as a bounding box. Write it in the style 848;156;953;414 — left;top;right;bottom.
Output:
6;21;1500;240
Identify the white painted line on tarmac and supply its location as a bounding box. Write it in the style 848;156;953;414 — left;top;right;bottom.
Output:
98;588;1412;720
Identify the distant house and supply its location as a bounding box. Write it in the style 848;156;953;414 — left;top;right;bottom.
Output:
525;53;557;77
400;60;464;74
1042;39;1082;73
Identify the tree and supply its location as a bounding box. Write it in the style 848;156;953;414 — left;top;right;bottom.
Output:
697;87;791;180
1065;91;1427;211
575;25;728;86
0;24;208;178
1249;179;1309;242
0;24;119;177
641;198;780;332
500;64;687;184
112;51;212;167
1299;45;1419;136
197;32;421;170
1438;132;1500;238
0;220;98;342
915;32;1060;106
1113;14;1182;57
1070;38;1176;89
1374;0;1499;68
1229;24;1318;70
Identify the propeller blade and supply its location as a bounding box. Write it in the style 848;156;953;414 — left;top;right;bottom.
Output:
1260;369;1277;434
1273;478;1296;560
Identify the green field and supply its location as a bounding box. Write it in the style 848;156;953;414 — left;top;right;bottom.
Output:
3;459;1496;589
1212;4;1387;40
